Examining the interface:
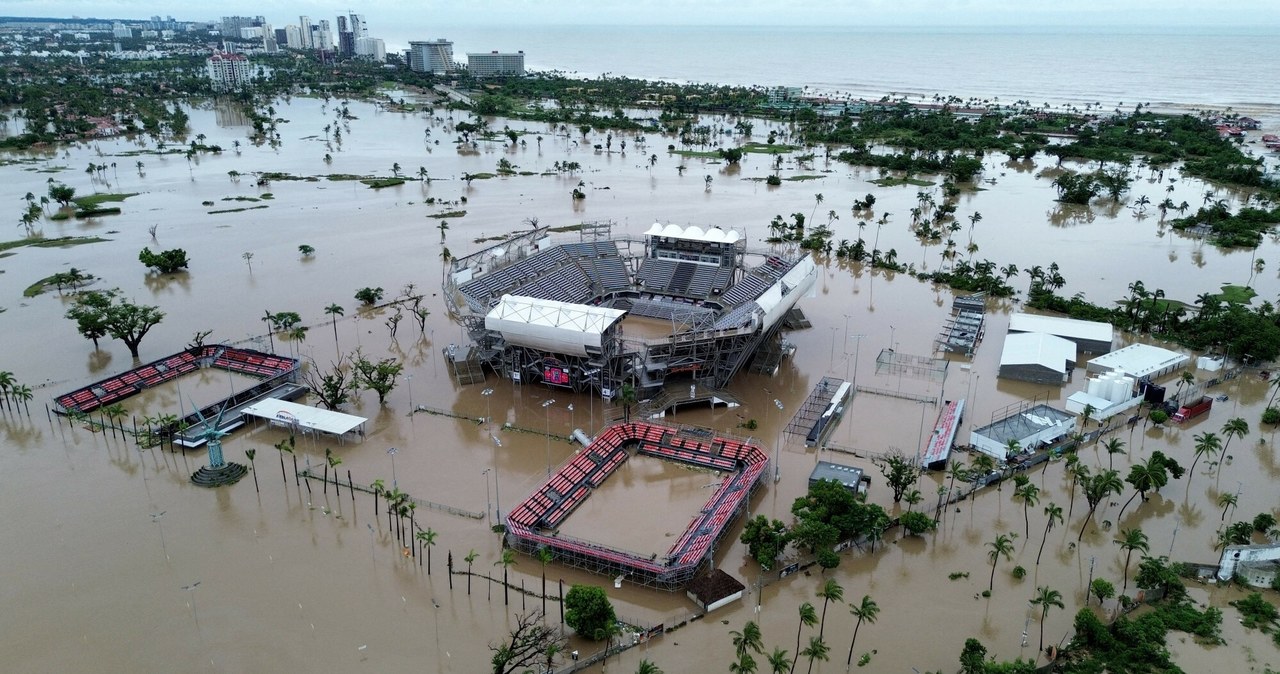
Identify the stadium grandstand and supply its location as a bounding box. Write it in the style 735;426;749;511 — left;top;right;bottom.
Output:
505;420;769;590
443;222;818;397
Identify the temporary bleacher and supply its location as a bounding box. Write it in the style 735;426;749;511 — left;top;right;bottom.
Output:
712;302;759;330
626;297;715;323
636;258;680;292
504;421;768;589
54;346;299;415
458;247;570;306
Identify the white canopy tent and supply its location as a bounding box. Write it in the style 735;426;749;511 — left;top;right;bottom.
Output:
485;294;626;358
644;222;742;245
240;398;367;441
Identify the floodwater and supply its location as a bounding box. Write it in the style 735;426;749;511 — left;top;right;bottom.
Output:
2;94;1280;673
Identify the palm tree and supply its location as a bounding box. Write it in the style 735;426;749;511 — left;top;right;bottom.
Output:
731;620;764;659
1078;469;1123;541
728;653;757;674
1103;438;1126;471
537;547;553;615
1116;452;1174;522
903;488;922;512
1189;431;1221;486
1115;528;1149;597
618;381;637;423
815;578;844;639
1037;502;1063;565
1219;492;1239;522
845;595;880;666
1030;586;1064;655
766;647;790;674
324;303;344;355
635;660;664;674
437;219;449;241
790;602;817;674
390;162;401;177
801;636;829;674
987;533;1014;593
636;660;664;674
1219;418;1249;476
464;549;478;595
1016;482;1040;538
416;528;437;574
495;548;517;605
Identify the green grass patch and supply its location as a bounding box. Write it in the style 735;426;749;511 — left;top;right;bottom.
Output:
427;210;466;219
1216;284;1257;305
50;211;71;221
221;196;261;202
74;206;122;218
35;165;68;173
870;176;935;187
361;177;406;188
72;192;137;209
518;171;538;176
742;141;800;154
259;172;310;182
260;193;275;200
0;236;110;254
325;173;368;181
670;149;721;158
547;224;585;233
474;235;510;243
466;172;497;180
24;271;95;297
207;205;270;215
784;174;826;182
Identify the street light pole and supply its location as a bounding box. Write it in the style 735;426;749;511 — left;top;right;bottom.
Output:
407;374;414;410
542;398;556;477
482;469;492;526
492;435;503;521
773;399;784;483
481;387;494;430
848;334;866;386
386;446;398;489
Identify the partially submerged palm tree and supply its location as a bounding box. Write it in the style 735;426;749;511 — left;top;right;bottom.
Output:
845;595;880;667
1030;585;1064;655
987;533;1014;593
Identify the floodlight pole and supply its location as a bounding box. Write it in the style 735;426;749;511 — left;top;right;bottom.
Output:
387;446;398;489
773;399;784;483
492;435;503;521
542;399;555;477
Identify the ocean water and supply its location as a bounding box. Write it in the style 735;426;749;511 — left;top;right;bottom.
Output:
395;25;1280;121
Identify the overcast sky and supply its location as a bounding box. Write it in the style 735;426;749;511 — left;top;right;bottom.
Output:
5;0;1278;27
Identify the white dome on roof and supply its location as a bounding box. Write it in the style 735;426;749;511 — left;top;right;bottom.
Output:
684;225;705;239
645;222;665;236
703;228;726;242
661;224;685;238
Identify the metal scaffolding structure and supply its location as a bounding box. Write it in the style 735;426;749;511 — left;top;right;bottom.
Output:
874;349;950;382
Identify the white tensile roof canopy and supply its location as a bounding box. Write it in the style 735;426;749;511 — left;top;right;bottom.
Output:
645;222;742;245
240;398;367;437
485;295;627;358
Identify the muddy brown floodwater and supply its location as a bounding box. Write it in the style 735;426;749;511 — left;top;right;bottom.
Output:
2;94;1280;673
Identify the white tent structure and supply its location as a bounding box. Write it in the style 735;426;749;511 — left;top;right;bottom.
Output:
644;222;742;246
1008;313;1114;353
998;332;1077;385
1086;343;1189;380
240;398;367;440
485;295;627;358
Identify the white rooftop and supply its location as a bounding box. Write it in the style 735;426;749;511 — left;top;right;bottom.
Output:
485;295;627;358
486;295;625;334
1008;313;1113;343
240;398;367;437
999;332;1077;373
645;222;742;245
1087;343;1190;379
